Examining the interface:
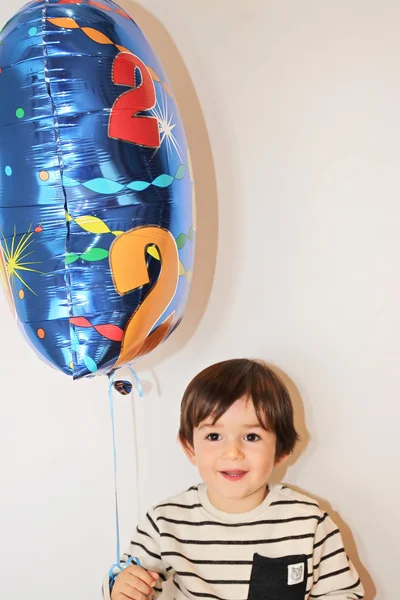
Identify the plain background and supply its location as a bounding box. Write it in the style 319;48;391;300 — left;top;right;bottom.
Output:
1;1;399;598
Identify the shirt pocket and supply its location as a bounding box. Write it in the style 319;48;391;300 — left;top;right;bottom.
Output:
247;553;308;600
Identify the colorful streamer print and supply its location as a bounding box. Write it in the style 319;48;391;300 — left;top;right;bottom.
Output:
0;0;195;379
46;14;173;97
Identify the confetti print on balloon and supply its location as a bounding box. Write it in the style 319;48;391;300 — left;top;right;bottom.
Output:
65;211;193;279
65;247;109;264
55;0;131;20
46;16;173;97
70;326;80;355
176;226;195;250
39;170;49;182
70;316;124;341
188;149;197;231
65;212;124;236
70;324;98;373
62;164;187;195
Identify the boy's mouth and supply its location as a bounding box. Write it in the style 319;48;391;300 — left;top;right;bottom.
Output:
220;470;247;481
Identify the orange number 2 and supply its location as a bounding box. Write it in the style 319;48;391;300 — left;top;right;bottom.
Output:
109;226;179;367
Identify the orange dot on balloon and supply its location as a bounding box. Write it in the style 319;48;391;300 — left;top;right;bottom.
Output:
37;328;45;339
18;289;25;300
39;170;49;181
34;225;43;233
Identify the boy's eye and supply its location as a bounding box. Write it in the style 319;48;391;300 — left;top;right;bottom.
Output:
206;433;221;441
244;433;260;442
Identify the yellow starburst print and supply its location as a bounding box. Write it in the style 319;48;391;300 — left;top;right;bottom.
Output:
0;226;41;296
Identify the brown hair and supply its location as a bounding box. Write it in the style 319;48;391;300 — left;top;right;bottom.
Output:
179;358;298;460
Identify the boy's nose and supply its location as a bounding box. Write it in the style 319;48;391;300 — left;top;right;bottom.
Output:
222;442;245;460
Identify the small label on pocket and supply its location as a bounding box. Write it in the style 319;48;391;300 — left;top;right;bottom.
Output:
287;562;304;585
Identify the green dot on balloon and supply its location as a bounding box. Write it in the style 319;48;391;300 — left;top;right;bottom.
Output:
16;108;24;119
28;27;38;37
5;166;12;176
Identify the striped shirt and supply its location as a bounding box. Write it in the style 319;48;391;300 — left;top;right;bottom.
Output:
103;483;364;600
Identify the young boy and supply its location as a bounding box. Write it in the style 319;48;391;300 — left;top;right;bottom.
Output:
103;359;364;600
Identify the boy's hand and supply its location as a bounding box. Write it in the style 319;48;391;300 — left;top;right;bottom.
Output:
110;565;159;600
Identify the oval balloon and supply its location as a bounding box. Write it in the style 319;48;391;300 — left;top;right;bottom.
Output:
0;0;195;379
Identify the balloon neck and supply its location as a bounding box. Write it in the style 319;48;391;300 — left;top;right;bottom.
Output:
107;366;143;397
113;379;133;395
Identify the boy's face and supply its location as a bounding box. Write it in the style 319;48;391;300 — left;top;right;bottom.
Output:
182;396;286;513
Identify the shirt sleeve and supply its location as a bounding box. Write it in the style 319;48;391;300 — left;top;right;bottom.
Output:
308;512;364;599
102;506;170;600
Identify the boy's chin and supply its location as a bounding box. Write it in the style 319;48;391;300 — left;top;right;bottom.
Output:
216;481;268;500
212;482;255;499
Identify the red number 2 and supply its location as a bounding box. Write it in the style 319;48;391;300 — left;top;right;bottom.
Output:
108;52;161;148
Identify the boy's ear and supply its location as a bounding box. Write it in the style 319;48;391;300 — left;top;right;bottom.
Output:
274;453;288;468
178;436;197;466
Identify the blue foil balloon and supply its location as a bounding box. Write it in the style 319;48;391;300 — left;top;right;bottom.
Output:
0;0;195;379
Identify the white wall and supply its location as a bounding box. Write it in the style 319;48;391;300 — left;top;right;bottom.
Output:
1;1;399;598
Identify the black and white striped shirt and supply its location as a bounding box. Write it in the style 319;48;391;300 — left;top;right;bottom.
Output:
103;483;364;600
